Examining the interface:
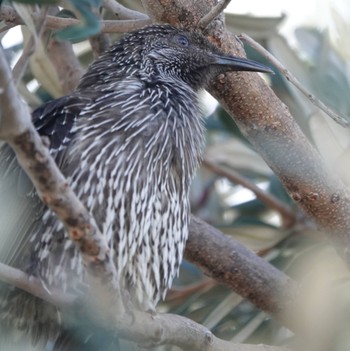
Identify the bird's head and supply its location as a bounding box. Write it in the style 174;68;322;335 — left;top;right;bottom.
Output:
107;24;272;90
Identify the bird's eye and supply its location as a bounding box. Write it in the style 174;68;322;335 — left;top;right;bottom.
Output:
174;34;189;46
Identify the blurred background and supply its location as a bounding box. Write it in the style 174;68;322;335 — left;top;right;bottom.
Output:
1;0;350;350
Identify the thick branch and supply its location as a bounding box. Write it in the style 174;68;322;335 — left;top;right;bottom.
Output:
187;217;298;331
141;0;350;268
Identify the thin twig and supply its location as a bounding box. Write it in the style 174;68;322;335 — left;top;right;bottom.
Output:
239;33;349;128
203;159;296;227
102;0;149;20
0;5;151;33
0;262;75;309
199;0;232;29
12;7;48;84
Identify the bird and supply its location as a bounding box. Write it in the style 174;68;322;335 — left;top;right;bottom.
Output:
0;24;271;349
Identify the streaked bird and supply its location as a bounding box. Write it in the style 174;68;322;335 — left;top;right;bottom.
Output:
0;24;271;349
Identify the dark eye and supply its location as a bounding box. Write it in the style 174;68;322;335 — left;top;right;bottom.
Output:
174;34;189;46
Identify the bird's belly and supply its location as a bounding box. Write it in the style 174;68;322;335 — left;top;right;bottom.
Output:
34;184;189;311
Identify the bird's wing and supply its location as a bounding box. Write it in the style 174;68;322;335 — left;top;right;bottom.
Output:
0;95;86;268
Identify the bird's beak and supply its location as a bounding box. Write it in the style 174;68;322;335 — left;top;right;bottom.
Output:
212;54;273;73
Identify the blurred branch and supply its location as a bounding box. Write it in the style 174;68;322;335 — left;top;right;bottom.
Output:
101;0;149;20
199;0;231;29
12;7;47;84
88;7;112;58
0;23;16;34
203;158;296;227
89;32;112;58
0;5;151;33
0;262;288;351
46;35;84;93
42;7;84;94
0;262;74;309
239;33;349;128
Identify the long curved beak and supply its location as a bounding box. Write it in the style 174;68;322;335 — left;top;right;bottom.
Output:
212;54;273;73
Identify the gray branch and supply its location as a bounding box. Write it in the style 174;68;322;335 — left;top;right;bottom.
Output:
0;261;288;351
0;5;151;33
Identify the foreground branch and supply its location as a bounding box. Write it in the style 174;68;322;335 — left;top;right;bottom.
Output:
0;262;288;351
0;46;120;304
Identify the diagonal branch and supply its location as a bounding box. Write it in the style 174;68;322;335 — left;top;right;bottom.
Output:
12;7;48;84
203;158;296;227
0;45;120;306
199;0;232;29
141;0;350;268
187;216;298;331
239;33;349;127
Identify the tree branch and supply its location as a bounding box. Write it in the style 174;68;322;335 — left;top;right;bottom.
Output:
12;7;48;84
0;262;288;351
0;5;150;33
203;159;296;227
0;262;74;309
101;0;149;20
0;45;121;309
187;216;298;331
239;33;349;128
199;0;232;29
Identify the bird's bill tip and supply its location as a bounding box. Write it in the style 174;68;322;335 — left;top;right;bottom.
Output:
212;54;273;74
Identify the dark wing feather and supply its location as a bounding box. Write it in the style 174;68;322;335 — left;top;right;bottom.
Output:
0;95;87;268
